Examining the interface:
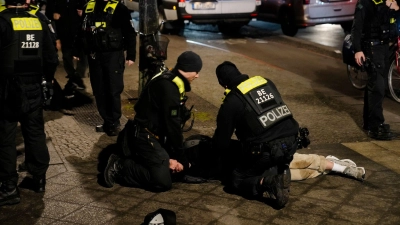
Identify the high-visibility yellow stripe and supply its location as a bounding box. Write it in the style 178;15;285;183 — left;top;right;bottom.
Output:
95;22;106;27
11;17;42;30
237;76;267;94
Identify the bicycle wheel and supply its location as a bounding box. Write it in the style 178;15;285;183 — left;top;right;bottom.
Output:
388;60;400;103
347;64;367;89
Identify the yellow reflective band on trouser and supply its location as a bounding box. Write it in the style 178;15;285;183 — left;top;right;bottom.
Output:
172;76;185;100
95;22;106;27
11;18;42;30
237;76;267;94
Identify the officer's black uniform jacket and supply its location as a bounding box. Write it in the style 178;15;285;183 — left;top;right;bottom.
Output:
213;75;299;158
76;0;136;61
134;68;190;159
351;0;400;53
0;8;58;116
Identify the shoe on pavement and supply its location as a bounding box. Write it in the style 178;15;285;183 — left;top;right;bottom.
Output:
96;124;105;133
104;154;122;188
326;155;357;167
33;176;46;193
0;180;21;207
368;124;393;140
343;166;366;181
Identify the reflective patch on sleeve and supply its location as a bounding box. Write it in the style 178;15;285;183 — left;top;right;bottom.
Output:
11;18;42;30
171;107;179;117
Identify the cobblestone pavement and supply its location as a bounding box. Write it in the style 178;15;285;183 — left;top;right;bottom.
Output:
1;35;400;225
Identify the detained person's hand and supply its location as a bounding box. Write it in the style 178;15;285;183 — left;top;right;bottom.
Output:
355;51;365;66
169;159;184;173
126;60;134;66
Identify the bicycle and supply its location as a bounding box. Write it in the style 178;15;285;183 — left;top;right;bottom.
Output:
342;34;400;103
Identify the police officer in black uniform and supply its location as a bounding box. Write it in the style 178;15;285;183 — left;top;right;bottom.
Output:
352;0;400;140
103;51;202;192
213;61;299;208
75;0;136;136
0;0;58;206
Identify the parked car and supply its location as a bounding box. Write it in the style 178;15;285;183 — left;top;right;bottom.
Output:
257;0;357;36
122;0;261;34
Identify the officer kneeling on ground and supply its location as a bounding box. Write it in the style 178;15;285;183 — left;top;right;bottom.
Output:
103;51;202;192
212;61;300;208
0;0;58;206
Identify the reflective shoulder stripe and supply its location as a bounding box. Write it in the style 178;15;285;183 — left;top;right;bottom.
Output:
222;88;231;102
85;0;96;13
11;17;42;30
172;76;185;100
104;0;119;14
28;4;39;15
0;0;5;12
372;0;383;4
237;76;267;94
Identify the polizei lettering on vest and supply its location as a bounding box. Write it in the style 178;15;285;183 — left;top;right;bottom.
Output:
258;105;291;128
11;18;42;30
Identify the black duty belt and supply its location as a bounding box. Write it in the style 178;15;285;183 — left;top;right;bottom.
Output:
364;40;388;46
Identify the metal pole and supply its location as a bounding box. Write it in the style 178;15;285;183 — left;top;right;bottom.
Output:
138;0;159;95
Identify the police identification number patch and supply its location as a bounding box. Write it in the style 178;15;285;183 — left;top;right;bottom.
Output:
11;18;42;30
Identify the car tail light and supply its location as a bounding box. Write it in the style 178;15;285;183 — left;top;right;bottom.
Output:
303;0;310;4
256;0;261;6
251;13;258;18
178;0;185;7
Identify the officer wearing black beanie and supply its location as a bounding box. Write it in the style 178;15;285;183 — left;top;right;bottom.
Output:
213;61;300;209
104;51;203;191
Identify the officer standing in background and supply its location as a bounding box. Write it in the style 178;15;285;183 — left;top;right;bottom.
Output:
103;51;202;192
74;0;136;136
0;0;58;206
213;61;299;208
352;0;400;140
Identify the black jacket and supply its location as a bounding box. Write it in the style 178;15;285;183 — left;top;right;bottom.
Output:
134;69;191;156
351;0;400;52
53;0;84;46
76;0;136;61
212;75;299;158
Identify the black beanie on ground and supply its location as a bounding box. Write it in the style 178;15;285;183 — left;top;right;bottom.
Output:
216;61;242;87
175;51;203;73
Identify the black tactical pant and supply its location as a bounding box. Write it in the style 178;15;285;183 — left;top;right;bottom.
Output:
0;107;49;183
88;50;125;128
119;127;172;192
230;136;297;197
363;44;389;130
61;44;87;78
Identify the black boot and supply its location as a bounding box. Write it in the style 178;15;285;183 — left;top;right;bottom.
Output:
104;154;122;188
0;180;20;207
260;172;289;209
33;176;46;193
368;124;393;140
